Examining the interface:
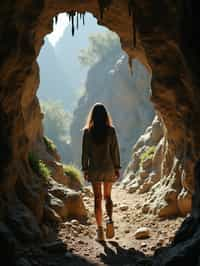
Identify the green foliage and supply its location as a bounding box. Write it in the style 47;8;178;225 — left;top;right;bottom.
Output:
43;136;57;153
63;164;84;186
78;31;121;66
41;100;71;142
41;100;73;163
140;146;156;166
29;152;51;181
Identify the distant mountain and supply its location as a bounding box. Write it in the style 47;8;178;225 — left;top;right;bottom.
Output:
70;49;154;169
37;39;73;106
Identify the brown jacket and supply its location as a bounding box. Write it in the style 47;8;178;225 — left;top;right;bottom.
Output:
81;126;121;182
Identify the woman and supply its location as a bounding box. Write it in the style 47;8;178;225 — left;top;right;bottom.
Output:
81;103;121;241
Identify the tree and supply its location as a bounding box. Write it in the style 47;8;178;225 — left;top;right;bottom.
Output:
41;100;71;143
78;31;121;66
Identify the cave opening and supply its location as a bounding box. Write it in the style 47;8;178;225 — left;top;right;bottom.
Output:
28;9;185;262
37;12;154;173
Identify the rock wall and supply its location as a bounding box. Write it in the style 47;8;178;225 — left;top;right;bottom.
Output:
123;115;192;217
123;116;163;193
1;1;200;264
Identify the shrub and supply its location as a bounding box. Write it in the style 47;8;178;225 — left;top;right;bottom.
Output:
140;146;156;166
63;164;84;186
29;152;51;181
43;136;57;153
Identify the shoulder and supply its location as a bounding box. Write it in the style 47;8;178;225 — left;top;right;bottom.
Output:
108;126;116;135
82;128;89;137
83;128;89;133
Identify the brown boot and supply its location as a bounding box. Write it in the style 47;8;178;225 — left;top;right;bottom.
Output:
96;226;104;242
106;220;115;239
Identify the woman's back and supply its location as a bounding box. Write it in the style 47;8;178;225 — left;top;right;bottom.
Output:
82;126;120;182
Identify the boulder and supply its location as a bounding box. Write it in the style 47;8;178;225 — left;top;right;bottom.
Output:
128;185;138;193
46;160;68;186
151;116;163;143
119;204;129;211
47;178;87;223
64;173;83;191
139;181;152;194
135;227;150;239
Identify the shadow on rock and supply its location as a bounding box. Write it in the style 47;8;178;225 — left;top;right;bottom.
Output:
15;239;97;266
99;241;152;266
152;215;200;266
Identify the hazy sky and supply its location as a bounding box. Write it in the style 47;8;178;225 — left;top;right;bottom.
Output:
47;13;69;46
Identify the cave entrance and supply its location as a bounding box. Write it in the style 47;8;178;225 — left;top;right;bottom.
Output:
0;2;189;264
37;12;154;175
35;12;181;259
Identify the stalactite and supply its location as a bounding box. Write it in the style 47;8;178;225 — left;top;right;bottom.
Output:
66;1;136;49
76;12;79;30
81;12;85;25
97;0;136;48
67;11;86;36
54;15;58;24
98;0;112;19
72;12;75;35
128;0;137;48
66;1;136;47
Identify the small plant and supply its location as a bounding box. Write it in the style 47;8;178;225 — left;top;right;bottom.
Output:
63;164;84;186
140;146;156;166
43;136;57;153
29;152;51;181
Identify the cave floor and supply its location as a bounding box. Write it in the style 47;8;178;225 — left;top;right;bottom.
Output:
20;185;183;266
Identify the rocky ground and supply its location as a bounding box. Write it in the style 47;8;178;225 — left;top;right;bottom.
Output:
16;184;184;266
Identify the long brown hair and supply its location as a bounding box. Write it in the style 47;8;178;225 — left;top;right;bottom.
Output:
84;103;113;144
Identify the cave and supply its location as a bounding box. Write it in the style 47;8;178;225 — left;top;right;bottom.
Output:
1;1;200;265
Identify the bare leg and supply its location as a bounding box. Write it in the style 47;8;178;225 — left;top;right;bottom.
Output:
104;182;113;222
92;182;102;227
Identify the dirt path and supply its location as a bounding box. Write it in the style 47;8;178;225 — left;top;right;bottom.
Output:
20;185;184;266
